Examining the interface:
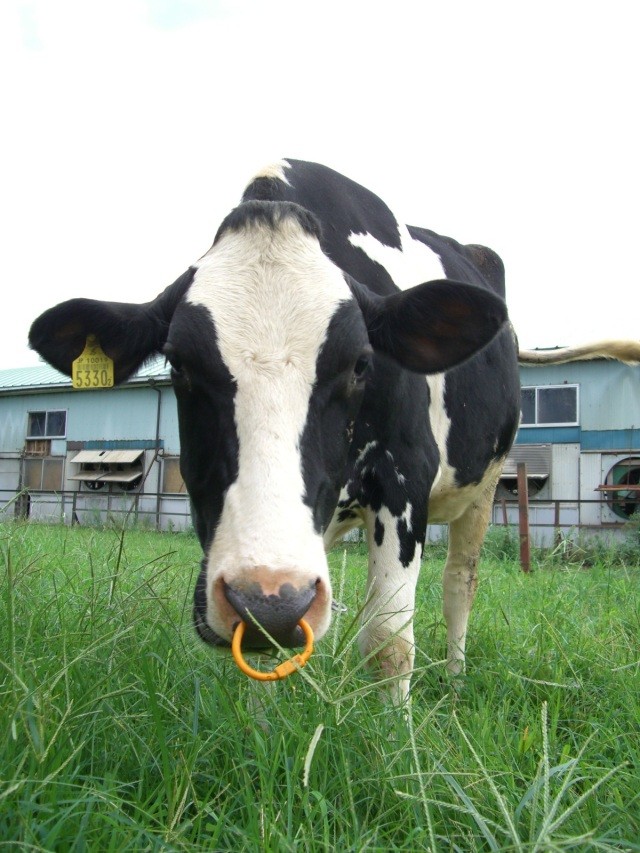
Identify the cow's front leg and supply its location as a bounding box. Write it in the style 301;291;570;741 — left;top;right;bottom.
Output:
358;506;422;704
442;470;499;675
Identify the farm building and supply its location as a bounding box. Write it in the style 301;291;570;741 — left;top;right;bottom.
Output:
1;356;639;541
492;356;640;543
0;359;187;530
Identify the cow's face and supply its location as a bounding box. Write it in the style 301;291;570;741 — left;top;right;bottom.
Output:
167;206;371;648
28;200;508;654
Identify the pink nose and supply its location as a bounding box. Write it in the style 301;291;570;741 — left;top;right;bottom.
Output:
223;575;318;649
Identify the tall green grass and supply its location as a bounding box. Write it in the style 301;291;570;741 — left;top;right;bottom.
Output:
1;521;638;850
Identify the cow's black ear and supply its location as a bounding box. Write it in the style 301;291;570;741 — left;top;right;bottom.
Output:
28;269;195;384
351;278;508;374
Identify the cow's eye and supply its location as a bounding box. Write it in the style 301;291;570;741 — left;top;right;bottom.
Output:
353;351;372;384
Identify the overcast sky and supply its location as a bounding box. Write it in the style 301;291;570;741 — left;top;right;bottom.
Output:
1;0;638;370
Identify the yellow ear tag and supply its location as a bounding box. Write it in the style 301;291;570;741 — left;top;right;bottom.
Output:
72;335;115;389
231;619;314;681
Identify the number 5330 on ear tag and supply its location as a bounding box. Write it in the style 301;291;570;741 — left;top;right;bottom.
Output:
72;335;115;389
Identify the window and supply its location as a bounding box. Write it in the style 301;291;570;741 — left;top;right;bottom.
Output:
23;457;64;491
162;457;186;494
520;385;578;427
27;410;67;439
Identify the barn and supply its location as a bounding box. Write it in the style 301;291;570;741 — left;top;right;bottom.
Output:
1;355;638;541
492;354;640;544
0;359;188;530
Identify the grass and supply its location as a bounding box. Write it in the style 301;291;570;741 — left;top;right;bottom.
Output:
0;521;639;851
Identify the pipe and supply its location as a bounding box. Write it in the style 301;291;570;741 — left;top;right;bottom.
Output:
148;378;162;530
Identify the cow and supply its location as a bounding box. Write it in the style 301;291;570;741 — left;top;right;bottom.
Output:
29;159;640;702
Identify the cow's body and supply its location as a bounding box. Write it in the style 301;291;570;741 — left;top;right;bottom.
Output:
31;159;637;700
233;161;521;694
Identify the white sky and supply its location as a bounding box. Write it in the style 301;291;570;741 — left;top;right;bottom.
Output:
1;0;638;369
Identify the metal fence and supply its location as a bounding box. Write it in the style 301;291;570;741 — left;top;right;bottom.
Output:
1;487;633;545
0;488;192;532
492;496;631;549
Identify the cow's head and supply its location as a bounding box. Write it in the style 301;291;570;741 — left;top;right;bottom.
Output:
29;200;507;650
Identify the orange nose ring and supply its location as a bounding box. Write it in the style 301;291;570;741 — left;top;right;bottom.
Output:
231;618;314;681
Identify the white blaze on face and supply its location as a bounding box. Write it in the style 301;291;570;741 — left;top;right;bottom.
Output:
187;215;352;634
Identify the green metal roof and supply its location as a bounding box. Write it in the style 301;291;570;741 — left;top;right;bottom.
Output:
0;363;70;391
0;357;170;393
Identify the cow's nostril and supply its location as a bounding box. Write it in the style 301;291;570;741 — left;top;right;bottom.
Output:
223;577;317;649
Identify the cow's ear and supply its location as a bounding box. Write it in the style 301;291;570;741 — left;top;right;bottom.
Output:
351;278;508;374
29;269;195;384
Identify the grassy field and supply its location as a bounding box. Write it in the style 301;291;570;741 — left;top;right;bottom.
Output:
1;521;639;851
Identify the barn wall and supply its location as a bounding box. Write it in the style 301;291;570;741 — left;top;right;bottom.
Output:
579;453;603;527
519;360;640;440
0;380;191;530
0;398;32;451
158;387;181;454
0;454;21;521
549;443;579;499
515;362;639;527
0;384;180;448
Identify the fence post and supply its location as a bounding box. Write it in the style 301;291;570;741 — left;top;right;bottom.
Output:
554;500;561;545
517;462;531;573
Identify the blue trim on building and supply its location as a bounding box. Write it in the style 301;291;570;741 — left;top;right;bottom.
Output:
580;429;640;451
516;427;640;450
516;427;581;444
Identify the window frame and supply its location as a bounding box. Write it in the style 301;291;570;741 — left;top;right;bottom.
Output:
162;456;187;494
26;409;68;439
23;456;65;491
520;384;579;428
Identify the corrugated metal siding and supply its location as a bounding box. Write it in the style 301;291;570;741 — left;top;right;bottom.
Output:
579;453;602;526
501;444;551;476
0;364;70;390
581;367;640;432
0;405;29;452
550;443;580;500
0;385;178;451
0;456;20;492
520;361;640;433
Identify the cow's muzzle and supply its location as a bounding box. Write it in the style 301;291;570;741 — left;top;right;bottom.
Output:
223;575;319;649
